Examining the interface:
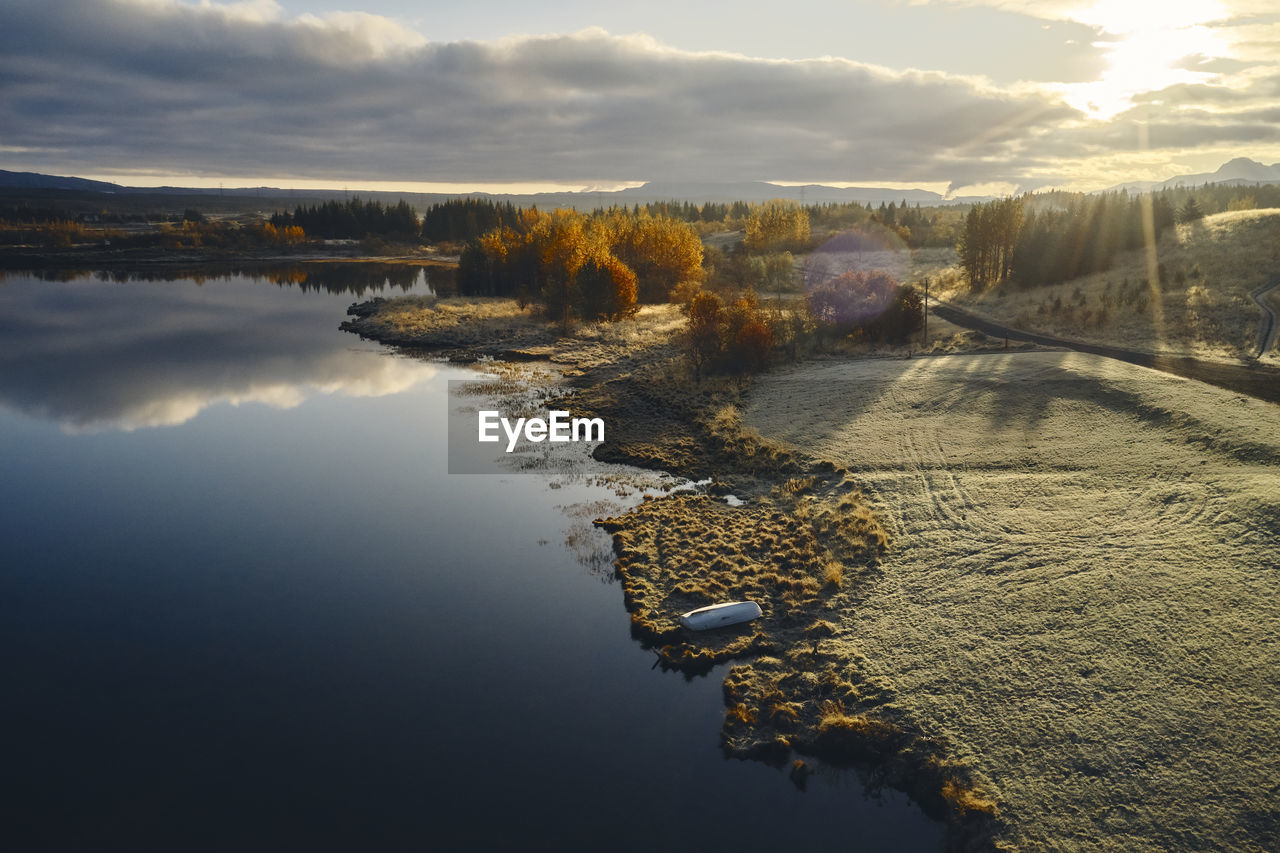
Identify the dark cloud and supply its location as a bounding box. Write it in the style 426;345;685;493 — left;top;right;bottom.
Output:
0;0;1274;189
0;0;1080;186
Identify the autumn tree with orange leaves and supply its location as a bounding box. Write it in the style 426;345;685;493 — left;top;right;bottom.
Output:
456;208;701;321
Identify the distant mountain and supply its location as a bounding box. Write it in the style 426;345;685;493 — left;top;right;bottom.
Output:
17;161;1278;210
0;170;124;193
611;180;959;206
0;171;986;209
1101;158;1280;194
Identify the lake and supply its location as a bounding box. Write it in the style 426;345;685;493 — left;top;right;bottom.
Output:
0;266;943;851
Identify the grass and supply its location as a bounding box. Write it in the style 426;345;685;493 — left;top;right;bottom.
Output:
596;464;888;667
712;653;1002;836
815;702;906;760
592;396;1005;844
743;352;1280;850
342;294;690;370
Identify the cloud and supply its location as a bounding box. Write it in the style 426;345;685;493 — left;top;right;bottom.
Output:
917;0;1241;31
0;0;1276;191
0;0;1077;187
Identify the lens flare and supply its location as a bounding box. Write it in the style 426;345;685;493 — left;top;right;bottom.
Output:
803;222;911;327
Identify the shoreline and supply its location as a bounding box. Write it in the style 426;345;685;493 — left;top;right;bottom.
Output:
342;290;1280;850
341;294;1006;848
0;245;459;270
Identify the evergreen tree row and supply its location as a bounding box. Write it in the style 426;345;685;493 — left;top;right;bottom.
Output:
270;198;419;240
420;198;521;243
959;192;1174;289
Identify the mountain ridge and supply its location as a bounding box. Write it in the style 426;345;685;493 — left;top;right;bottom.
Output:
0;170;983;208
4;158;1277;209
1099;157;1280;194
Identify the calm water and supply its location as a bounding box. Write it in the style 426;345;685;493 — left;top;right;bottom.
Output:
0;268;943;852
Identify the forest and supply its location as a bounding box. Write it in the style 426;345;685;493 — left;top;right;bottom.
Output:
5;181;1269;381
269;198;419;241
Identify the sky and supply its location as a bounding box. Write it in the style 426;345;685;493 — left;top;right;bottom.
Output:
1;0;1278;196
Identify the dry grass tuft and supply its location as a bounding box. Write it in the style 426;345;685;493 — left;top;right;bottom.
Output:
940;779;1000;817
704;404;792;465
767;701;801;729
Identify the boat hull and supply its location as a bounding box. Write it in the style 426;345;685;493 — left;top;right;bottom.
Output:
678;601;763;631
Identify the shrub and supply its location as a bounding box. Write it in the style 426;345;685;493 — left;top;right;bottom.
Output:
682;290;726;381
723;291;774;378
806;270;922;344
573;254;638;321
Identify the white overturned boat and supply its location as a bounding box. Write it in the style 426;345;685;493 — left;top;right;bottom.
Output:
679;601;763;631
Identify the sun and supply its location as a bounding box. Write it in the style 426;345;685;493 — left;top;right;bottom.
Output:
1061;0;1231;119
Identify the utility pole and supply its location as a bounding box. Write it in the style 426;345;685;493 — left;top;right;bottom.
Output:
923;276;929;347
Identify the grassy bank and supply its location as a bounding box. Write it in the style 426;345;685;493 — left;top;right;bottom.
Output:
343;293;1019;847
345;287;1280;848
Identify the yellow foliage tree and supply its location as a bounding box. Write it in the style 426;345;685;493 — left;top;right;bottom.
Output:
744;201;810;253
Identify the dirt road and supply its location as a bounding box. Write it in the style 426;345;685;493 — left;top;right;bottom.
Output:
1250;277;1280;358
931;301;1280;403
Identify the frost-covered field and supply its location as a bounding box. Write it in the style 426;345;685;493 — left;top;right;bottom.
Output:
745;351;1280;850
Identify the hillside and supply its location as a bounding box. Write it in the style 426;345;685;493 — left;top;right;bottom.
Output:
941;209;1280;366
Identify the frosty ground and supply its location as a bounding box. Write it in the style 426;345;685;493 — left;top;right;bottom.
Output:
744;351;1279;850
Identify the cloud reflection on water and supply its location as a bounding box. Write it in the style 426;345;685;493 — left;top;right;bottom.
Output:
0;272;437;432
